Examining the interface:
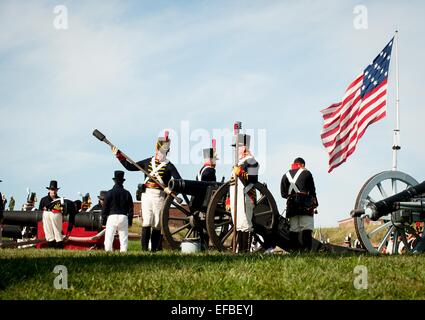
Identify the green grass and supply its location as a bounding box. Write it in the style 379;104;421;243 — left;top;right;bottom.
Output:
1;241;425;300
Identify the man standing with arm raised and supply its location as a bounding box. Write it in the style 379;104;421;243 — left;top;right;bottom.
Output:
112;131;182;252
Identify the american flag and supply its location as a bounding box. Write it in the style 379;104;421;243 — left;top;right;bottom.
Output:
320;37;394;173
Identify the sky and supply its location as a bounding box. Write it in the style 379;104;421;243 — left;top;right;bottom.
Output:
1;0;425;227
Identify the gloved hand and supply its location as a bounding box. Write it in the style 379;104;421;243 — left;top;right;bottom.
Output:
112;146;125;161
164;187;172;195
225;196;231;212
232;166;242;177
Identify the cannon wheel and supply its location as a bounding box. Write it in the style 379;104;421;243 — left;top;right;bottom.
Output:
354;170;419;254
160;193;198;250
206;181;278;251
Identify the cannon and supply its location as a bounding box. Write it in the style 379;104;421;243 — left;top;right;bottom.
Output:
161;179;279;251
0;205;109;249
161;178;361;253
3;209;103;230
350;171;425;254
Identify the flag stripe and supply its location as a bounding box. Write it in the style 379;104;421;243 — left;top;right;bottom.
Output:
321;83;387;148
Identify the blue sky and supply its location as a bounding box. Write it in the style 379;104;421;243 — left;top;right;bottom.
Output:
1;0;425;226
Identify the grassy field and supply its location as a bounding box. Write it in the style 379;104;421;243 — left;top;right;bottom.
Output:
1;240;425;300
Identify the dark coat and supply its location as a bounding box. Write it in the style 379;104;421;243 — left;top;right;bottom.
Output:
196;166;217;182
102;184;134;226
281;168;318;217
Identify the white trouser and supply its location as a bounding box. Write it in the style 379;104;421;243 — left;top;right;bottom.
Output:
42;211;63;242
141;188;166;229
104;214;128;252
230;182;254;232
289;215;314;232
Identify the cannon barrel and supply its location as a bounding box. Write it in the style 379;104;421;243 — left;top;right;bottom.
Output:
168;179;223;197
355;180;425;220
2;210;103;230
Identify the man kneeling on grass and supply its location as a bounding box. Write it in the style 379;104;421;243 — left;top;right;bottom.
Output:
102;171;134;252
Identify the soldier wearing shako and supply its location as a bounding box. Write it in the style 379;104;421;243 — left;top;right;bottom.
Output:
192;141;219;249
39;180;64;248
196;140;218;182
112;131;182;251
281;157;318;252
230;134;259;253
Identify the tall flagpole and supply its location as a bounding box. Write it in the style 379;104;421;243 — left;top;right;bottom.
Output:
392;30;401;171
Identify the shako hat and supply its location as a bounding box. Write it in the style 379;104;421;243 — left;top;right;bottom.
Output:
203;139;219;161
156;130;171;153
235;134;251;148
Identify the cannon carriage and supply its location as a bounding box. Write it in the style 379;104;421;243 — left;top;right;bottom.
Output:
160;178;280;251
351;170;425;254
160;178;362;253
0;207;112;249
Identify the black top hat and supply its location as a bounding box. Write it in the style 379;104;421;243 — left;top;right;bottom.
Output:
113;170;126;182
46;180;60;190
98;190;107;200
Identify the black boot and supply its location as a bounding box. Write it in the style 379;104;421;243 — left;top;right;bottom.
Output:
244;232;251;253
56;241;64;249
200;229;209;251
289;232;301;252
237;231;243;253
238;231;250;253
141;227;151;251
151;229;162;252
47;241;56;248
301;230;312;252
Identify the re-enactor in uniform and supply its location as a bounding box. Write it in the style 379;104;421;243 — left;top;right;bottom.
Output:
281;157;318;251
112;132;182;251
230;134;259;253
196;143;218;182
39;180;65;248
193;143;219;249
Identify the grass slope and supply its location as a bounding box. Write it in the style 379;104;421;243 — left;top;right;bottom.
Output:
1;243;425;300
